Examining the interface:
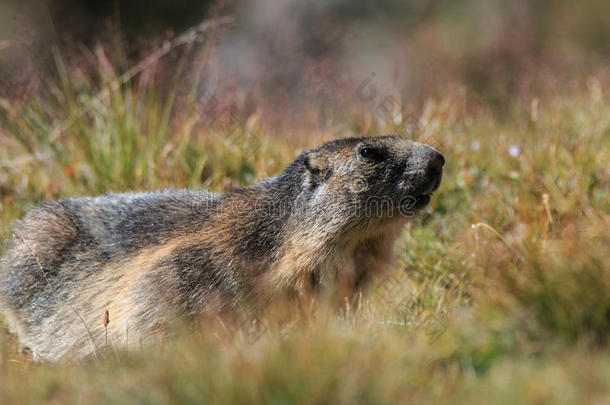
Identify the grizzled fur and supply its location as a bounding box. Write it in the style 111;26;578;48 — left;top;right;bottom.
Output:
0;136;444;361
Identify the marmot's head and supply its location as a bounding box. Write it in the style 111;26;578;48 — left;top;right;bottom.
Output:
301;135;444;225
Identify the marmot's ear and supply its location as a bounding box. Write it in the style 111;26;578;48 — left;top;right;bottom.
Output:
304;152;332;183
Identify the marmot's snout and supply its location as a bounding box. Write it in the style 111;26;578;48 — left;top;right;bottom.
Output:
421;146;445;194
399;144;445;210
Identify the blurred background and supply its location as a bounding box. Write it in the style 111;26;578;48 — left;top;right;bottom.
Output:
2;0;610;122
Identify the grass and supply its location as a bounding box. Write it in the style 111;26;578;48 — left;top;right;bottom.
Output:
0;42;609;404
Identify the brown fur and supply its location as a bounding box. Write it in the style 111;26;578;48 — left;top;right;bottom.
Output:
0;136;444;360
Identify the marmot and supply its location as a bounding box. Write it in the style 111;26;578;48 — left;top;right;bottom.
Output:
0;135;444;360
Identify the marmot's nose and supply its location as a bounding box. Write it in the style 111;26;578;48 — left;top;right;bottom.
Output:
426;148;445;177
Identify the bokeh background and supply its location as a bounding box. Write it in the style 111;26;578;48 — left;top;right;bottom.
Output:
3;0;610;114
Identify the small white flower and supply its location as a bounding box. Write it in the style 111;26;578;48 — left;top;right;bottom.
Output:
471;141;480;151
393;111;403;125
509;145;520;157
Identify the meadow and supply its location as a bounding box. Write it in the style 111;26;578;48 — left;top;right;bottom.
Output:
0;11;609;404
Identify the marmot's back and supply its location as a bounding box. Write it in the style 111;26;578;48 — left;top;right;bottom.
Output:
0;136;444;360
0;190;222;359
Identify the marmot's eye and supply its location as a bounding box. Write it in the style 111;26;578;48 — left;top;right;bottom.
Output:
360;147;382;160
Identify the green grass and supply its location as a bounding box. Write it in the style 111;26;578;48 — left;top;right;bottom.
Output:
0;48;609;404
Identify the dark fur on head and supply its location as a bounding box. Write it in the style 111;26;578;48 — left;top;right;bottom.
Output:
0;135;444;360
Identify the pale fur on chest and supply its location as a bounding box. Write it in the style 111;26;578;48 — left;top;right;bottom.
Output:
268;217;407;297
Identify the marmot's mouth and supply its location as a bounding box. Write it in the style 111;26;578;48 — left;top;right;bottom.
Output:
398;164;442;213
410;194;432;210
399;193;432;213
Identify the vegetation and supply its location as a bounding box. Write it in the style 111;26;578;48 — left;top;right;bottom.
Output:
0;3;609;403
